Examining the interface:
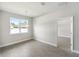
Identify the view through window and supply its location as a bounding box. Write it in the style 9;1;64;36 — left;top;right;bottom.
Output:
10;17;29;34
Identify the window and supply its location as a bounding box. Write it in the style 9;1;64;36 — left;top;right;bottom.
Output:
10;17;29;34
20;20;28;33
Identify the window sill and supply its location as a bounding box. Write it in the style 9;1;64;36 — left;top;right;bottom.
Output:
10;32;29;35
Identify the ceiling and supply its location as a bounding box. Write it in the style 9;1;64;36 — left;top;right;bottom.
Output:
0;2;65;17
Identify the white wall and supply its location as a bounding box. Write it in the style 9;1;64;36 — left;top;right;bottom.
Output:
34;2;79;52
34;19;57;46
0;10;33;46
0;15;1;45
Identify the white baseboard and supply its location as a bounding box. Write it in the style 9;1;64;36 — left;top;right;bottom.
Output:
73;50;79;54
0;38;33;48
36;39;57;47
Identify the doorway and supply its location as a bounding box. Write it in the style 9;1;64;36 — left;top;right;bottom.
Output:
57;16;73;52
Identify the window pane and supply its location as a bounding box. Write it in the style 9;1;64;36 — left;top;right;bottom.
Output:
10;17;20;34
20;20;28;33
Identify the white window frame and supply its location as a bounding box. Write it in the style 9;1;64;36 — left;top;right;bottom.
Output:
10;17;29;34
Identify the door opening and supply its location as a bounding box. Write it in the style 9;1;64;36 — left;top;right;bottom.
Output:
57;16;73;52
